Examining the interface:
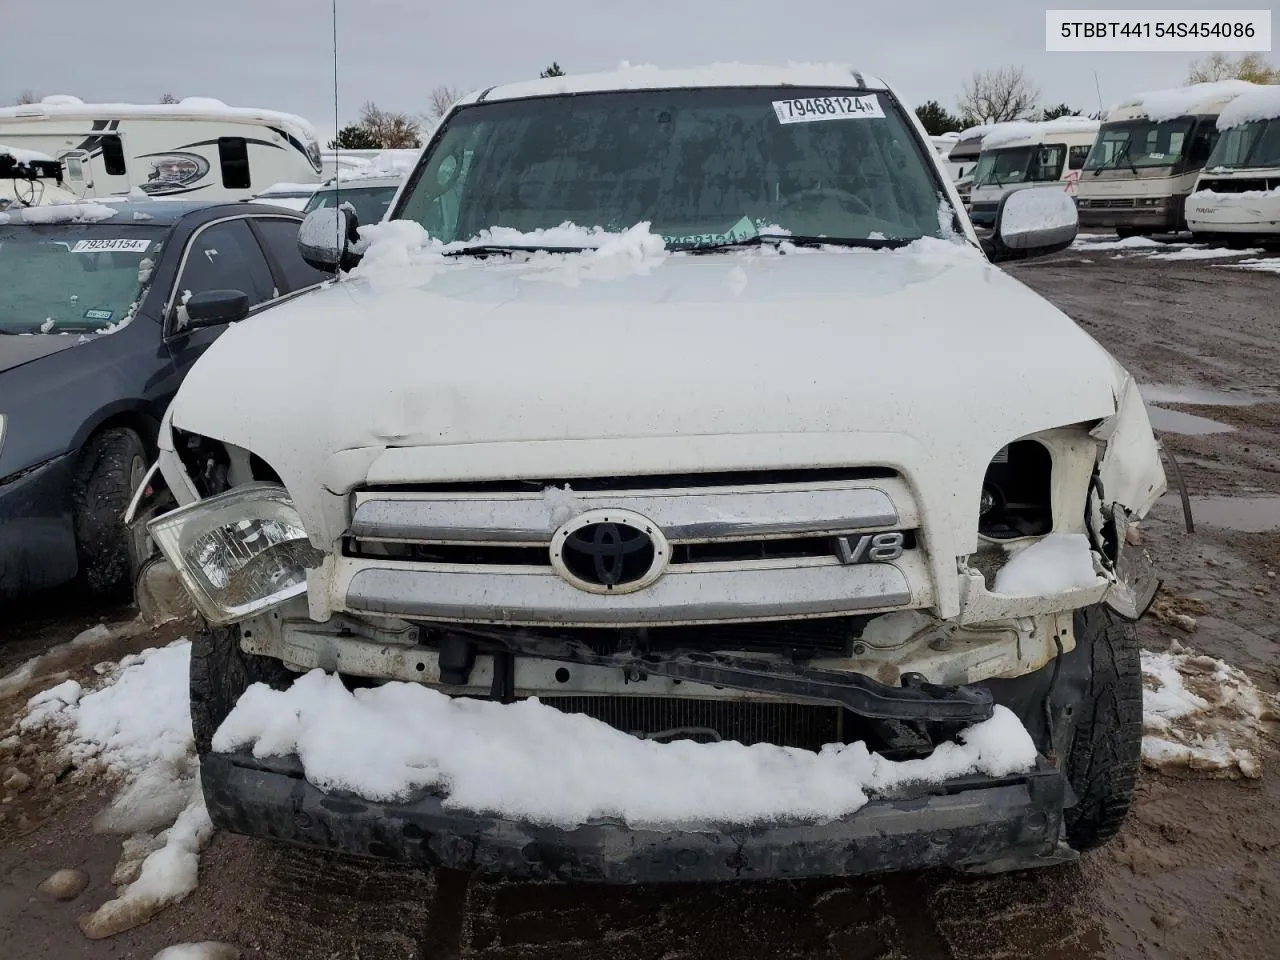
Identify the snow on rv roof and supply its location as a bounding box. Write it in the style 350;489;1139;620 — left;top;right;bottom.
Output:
1216;84;1280;131
0;143;54;164
472;62;888;103
980;116;1100;150
0;96;318;145
1107;80;1259;123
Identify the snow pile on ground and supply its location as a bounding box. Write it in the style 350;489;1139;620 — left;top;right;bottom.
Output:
1216;84;1280;130
1073;236;1163;251
151;942;240;960
1114;80;1258;123
17;641;211;939
1141;645;1279;779
1145;246;1263;261
993;533;1102;597
1231;257;1280;275
213;670;1037;829
0;622;133;703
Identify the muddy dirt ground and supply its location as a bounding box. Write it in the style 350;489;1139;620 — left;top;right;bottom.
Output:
1;244;1277;959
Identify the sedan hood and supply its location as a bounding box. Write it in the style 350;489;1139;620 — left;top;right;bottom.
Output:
0;333;82;375
166;240;1131;549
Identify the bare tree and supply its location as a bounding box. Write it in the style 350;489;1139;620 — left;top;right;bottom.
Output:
423;85;464;125
16;90;38;105
957;67;1040;125
358;100;422;149
1187;52;1280;84
159;93;180;104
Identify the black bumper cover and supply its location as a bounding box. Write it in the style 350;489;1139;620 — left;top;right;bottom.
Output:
202;752;1069;882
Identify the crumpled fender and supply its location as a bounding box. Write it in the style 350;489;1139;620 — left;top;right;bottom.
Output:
1090;374;1168;619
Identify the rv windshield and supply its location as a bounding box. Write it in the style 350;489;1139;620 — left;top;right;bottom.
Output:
972;144;1066;187
1084;119;1193;171
1206;119;1280;169
0;224;163;334
394;86;947;247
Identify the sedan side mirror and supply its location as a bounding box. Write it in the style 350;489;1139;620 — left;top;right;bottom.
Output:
184;289;249;328
298;205;363;273
982;187;1079;263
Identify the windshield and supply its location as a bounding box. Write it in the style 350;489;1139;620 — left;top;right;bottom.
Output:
305;183;400;225
394;87;947;248
0;224;163;334
1083;119;1193;170
1206;119;1280;169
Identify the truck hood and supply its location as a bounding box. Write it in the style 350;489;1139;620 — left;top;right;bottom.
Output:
0;333;82;375
165;241;1136;549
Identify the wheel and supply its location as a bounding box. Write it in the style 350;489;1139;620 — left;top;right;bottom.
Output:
71;427;148;598
1062;605;1143;851
191;624;294;755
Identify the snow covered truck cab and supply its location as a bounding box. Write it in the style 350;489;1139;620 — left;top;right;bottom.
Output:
139;64;1167;883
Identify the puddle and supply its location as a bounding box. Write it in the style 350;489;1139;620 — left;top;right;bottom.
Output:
1147;407;1235;436
1188;495;1280;533
1141;384;1270;406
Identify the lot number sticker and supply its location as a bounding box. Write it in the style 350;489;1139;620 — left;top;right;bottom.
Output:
772;95;884;124
71;238;151;254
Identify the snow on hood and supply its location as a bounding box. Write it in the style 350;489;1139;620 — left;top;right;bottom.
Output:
1216;84;1280;131
167;220;1127;555
1110;80;1259;123
0;201;117;225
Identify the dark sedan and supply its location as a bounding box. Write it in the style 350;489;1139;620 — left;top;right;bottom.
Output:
0;198;327;602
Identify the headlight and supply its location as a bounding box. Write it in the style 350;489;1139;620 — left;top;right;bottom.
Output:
147;482;324;624
978;441;1053;540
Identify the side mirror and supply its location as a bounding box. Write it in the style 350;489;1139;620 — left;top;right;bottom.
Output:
298;205;362;273
982;187;1078;263
184;289;249;328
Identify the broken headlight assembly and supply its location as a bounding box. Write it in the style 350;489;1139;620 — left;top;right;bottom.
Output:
978;440;1053;540
147;483;324;624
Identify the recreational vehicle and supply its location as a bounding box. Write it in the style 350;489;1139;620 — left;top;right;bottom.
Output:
1074;80;1257;236
1185;85;1280;243
947;126;987;203
0;96;323;202
929;132;964;181
967;117;1100;227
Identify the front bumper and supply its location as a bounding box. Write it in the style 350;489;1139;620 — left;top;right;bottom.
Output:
1185;193;1280;234
0;453;79;600
1076;198;1183;232
201;751;1070;882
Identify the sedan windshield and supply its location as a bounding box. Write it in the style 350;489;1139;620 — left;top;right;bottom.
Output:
1206;119;1280;169
0;224;164;334
1084;119;1193;170
394;87;948;248
306;183;400;226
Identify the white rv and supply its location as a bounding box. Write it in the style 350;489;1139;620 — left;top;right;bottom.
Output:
929;132;964;181
1185;85;1280;243
1074;80;1257;237
947;125;988;203
0;96;322;202
967;117;1100;228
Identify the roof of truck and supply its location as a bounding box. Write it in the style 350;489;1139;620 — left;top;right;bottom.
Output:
0;96;317;146
468;63;889;104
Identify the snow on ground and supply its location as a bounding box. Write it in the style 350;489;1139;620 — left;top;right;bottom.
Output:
992;533;1102;596
213;670;1037;829
1072;236;1164;252
14;640;211;938
1140;645;1279;779
0;622;128;702
1145;246;1264;261
1230;258;1280;275
152;944;240;960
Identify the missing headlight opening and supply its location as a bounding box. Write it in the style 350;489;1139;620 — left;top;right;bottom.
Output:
978;440;1053;539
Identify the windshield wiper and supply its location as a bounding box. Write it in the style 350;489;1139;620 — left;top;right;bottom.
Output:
442;242;591;258
1093;141;1138;176
680;234;910;253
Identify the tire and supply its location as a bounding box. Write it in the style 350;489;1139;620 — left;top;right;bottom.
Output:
71;427;148;599
191;624;293;755
1062;605;1143;851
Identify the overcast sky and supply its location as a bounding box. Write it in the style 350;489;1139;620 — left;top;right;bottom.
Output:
4;0;1266;142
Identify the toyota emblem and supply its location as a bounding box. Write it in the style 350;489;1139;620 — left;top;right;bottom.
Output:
550;508;670;594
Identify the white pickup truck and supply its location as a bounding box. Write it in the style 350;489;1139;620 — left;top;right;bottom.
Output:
134;64;1166;883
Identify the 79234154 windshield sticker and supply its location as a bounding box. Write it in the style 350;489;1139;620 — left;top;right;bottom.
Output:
70;238;152;254
772;95;884;124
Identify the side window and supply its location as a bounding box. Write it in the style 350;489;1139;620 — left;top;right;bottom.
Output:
1068;145;1090;170
218;137;251;189
250;217;330;293
1188;128;1216;167
101;136;127;176
173;219;275;327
